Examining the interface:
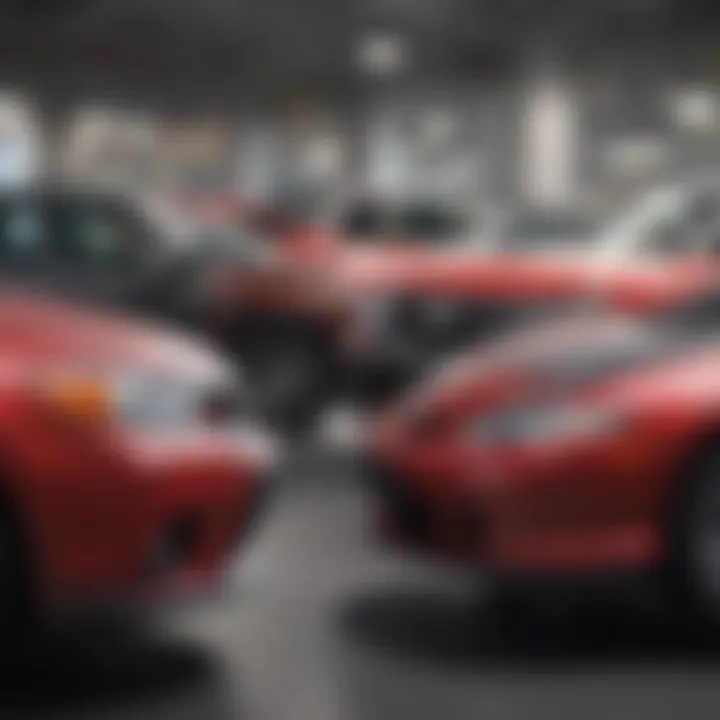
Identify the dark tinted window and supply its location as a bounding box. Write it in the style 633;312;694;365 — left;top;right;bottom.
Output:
399;204;467;240
341;201;467;243
47;196;153;268
0;199;47;263
341;203;388;237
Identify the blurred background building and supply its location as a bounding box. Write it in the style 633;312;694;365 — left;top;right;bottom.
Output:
0;0;718;214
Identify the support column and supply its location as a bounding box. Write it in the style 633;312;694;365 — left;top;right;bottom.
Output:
0;90;45;186
520;65;580;206
35;96;72;183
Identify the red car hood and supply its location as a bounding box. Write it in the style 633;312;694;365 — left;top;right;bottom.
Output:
337;245;720;312
0;288;231;381
390;314;670;424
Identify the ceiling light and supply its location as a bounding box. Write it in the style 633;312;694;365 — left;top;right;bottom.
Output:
356;32;408;77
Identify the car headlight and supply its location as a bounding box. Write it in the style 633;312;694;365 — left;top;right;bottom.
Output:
34;368;244;430
467;403;626;445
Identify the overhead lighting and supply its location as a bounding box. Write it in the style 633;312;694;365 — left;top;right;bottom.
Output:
669;86;720;134
356;32;408;77
522;76;579;205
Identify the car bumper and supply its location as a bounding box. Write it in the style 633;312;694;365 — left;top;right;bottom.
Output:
362;441;666;577
362;458;487;563
32;429;279;614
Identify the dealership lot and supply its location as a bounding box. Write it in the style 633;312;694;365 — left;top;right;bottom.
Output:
2;2;720;718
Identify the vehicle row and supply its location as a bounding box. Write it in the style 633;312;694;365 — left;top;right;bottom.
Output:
2;175;720;633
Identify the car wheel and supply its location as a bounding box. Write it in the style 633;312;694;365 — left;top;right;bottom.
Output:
667;446;720;629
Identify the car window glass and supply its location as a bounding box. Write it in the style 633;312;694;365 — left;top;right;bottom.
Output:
340;204;388;238
0;200;49;265
510;214;590;239
49;198;152;268
3;204;45;256
399;205;467;240
639;188;720;257
494;210;596;250
596;186;690;259
641;217;688;255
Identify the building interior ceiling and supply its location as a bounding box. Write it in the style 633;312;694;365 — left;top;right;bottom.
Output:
0;0;716;111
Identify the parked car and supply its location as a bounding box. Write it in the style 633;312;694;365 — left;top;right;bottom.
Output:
343;179;720;405
0;285;276;632
361;289;720;624
0;185;353;431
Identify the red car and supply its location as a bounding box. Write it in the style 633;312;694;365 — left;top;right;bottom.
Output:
0;287;276;629
0;185;352;432
362;291;720;621
329;183;720;405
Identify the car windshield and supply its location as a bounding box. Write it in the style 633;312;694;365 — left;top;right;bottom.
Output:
593;181;720;261
593;187;687;259
526;293;720;386
480;208;598;252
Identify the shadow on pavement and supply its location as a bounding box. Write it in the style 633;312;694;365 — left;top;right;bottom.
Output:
338;584;720;672
0;624;238;718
